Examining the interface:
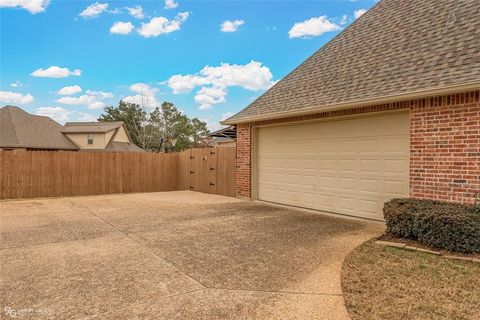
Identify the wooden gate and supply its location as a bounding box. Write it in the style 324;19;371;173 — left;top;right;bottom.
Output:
178;147;236;197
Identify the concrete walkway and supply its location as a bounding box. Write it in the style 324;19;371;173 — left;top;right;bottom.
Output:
0;191;383;319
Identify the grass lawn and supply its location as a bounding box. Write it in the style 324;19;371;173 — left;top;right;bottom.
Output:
341;240;480;320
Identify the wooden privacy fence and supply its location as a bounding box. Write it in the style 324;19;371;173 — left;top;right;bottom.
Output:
0;147;236;200
178;147;236;197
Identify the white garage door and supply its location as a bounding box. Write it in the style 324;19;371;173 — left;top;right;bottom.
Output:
256;112;410;220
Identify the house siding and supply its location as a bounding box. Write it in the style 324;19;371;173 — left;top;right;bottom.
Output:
236;90;480;205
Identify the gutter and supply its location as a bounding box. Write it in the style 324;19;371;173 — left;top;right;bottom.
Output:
221;82;480;125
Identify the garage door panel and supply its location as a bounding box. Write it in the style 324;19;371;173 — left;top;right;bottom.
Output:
338;177;357;191
384;158;408;174
359;199;379;217
318;158;337;170
338;159;357;172
359;178;380;193
384;179;408;196
384;137;409;153
359;159;381;173
257;112;410;220
357;138;382;153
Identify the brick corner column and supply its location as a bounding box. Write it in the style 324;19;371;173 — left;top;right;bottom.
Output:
236;123;252;199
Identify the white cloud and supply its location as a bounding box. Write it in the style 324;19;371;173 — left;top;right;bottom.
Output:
164;0;178;10
195;86;226;110
288;16;341;39
31;66;82;78
10;80;22;88
354;9;367;19
0;91;34;104
167;60;275;110
35;107;71;123
126;5;144;19
221;112;233;121
35;107;97;124
110;21;134;35
129;83;158;96
202;61;274;91
58;85;82;95
73;112;97;122
123;83;160;107
167;75;209;94
55;90;113;109
79;2;108;18
85;90;113;99
138;12;189;38
340;14;348;25
0;0;50;14
108;7;121;14
221;20;245;32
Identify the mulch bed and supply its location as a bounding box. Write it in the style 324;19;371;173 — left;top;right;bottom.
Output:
378;234;480;259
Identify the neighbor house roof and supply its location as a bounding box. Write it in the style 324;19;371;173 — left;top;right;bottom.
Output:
62;121;124;133
0;105;79;150
224;0;480;124
105;141;144;152
208;126;237;140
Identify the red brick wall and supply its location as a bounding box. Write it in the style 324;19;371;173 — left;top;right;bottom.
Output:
235;90;480;205
410;92;480;204
236;123;252;199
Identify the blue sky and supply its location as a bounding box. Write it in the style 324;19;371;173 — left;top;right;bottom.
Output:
0;0;377;130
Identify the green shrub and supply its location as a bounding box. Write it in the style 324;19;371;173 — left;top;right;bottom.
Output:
384;198;480;253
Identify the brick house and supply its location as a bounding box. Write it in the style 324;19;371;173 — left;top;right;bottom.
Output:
222;0;480;220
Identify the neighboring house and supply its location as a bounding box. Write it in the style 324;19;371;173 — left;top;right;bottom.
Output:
222;0;480;220
0;105;143;152
208;126;237;148
208;137;236;148
62;122;143;152
0;105;78;151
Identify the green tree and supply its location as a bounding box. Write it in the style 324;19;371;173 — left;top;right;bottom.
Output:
149;102;192;152
189;118;209;147
98;101;156;150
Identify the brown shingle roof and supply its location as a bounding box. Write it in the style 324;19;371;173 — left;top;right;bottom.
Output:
62;121;124;133
0;106;79;150
105;141;145;152
225;0;480;123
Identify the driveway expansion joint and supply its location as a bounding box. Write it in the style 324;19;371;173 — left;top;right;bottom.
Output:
70;201;209;289
209;287;343;297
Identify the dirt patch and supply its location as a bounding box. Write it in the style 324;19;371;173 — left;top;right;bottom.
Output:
341;240;480;320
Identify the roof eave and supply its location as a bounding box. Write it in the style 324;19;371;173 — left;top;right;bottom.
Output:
221;82;480;125
0;144;78;150
61;128;117;134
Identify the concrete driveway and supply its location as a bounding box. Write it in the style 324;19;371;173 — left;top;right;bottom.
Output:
0;191;383;319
